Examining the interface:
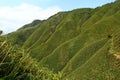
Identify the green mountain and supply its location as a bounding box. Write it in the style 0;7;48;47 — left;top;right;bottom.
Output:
6;0;120;80
6;20;42;46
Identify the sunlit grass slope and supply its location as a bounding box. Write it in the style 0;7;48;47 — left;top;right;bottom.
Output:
6;0;120;80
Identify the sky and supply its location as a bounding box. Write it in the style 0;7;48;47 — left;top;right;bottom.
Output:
0;0;115;34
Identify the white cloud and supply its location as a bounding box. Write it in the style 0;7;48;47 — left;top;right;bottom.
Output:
0;3;62;34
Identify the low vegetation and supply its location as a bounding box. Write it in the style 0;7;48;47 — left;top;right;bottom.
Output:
0;37;62;80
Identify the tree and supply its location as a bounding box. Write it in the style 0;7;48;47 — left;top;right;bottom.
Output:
0;30;3;35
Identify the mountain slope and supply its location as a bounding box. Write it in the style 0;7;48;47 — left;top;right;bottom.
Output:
7;0;120;80
65;41;120;80
25;8;92;60
6;20;42;46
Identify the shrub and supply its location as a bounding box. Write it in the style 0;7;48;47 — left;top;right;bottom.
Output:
0;37;62;80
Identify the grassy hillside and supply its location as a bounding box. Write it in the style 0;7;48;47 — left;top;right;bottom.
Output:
6;0;120;80
24;8;93;61
6;20;42;46
65;41;120;80
23;12;68;48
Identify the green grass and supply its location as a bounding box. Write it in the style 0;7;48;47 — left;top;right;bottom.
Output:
39;33;88;72
0;37;63;80
6;0;120;79
62;38;108;76
6;20;41;47
65;41;120;80
24;8;92;62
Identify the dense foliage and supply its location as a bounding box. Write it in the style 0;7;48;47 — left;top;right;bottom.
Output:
0;37;62;80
